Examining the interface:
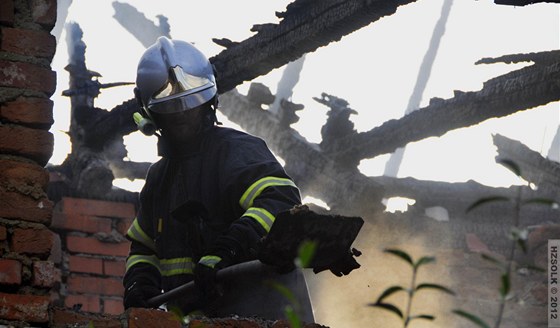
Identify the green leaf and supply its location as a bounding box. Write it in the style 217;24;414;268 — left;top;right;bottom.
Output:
497;158;521;177
369;302;403;319
297;240;317;268
517;238;528;253
384;249;414;266
284;305;302;328
415;283;455;295
453;309;491;328
480;253;503;267
409;314;435;322
376;285;406;303
466;196;510;213
522;198;558;208
499;272;510;298
414;256;435;269
509;227;529;241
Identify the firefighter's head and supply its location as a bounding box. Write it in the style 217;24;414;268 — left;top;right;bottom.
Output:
134;37;218;142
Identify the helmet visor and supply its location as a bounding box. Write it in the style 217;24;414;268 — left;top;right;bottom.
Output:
154;66;213;100
148;84;217;114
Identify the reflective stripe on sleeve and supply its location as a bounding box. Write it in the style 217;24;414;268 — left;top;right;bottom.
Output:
243;207;275;233
239;177;298;210
126;255;194;277
127;218;156;252
199;255;222;269
160;257;194;276
126;254;160;272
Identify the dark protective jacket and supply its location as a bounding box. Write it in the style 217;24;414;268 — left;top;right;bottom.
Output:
123;126;301;300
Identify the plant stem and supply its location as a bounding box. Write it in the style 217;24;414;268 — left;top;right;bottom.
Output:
404;267;417;327
494;185;522;328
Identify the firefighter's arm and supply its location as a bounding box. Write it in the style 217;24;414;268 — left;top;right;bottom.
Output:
194;180;300;302
123;218;162;308
122;178;162;309
200;135;302;269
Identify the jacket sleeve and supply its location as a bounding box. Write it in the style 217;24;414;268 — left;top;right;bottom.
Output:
204;134;301;267
123;168;162;290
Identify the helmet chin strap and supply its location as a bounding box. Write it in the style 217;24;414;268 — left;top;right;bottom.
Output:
210;96;222;125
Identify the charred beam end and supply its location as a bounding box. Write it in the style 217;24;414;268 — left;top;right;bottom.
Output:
211;0;419;94
493;134;560;191
329;50;560;163
476;50;560;65
494;0;560;6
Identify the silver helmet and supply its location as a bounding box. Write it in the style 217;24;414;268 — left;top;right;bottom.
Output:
134;37;218;135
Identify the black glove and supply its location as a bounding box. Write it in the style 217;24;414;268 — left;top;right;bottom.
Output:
123;281;162;309
194;255;227;307
313;248;362;277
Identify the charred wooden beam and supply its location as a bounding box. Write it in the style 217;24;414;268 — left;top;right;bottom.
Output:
210;0;419;94
494;0;560;6
328;50;560;164
493;134;560;193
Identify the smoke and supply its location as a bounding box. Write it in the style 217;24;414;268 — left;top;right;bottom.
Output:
304;212;459;328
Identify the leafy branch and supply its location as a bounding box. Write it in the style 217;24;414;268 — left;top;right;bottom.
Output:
369;249;454;327
454;159;556;328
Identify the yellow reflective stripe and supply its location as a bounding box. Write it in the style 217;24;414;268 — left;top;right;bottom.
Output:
243;207;275;233
126;254;160;272
160;257;194;276
239;177;297;210
126;255;194;276
199;255;222;269
127;218;156;252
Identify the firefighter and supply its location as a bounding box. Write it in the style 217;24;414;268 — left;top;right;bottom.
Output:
122;36;310;319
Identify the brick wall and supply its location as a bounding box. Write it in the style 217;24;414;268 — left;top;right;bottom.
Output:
50;197;135;315
0;0;58;325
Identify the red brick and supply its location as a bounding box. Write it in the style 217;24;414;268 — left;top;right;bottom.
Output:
32;260;59;287
0;158;50;190
11;227;53;256
67;235;130;257
59;197;136;220
0;0;14;26
0;292;49;322
67;275;124;297
0;124;54;166
52;211;112;234
30;0;57;30
0;60;56;95
0;97;54;128
50;307;122;328
69;255;103;275
65;294;101;313
127;308;181;328
0;28;56;59
0;189;53;224
0;225;6;240
104;259;126;277
0;259;22;285
103;298;124;315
